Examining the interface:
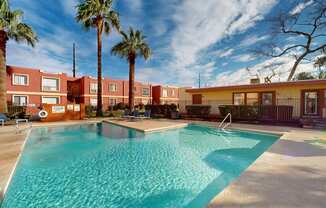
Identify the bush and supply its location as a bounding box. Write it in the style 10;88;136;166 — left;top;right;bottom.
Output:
219;105;259;120
113;102;129;111
185;105;211;118
85;105;97;117
145;104;178;118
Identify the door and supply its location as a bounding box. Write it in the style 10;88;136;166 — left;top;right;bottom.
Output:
303;90;319;116
192;94;202;105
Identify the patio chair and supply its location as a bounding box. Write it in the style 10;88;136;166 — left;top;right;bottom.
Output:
0;113;10;126
0;113;32;132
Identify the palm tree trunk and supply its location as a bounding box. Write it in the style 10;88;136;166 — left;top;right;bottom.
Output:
129;54;136;111
96;22;103;117
0;30;7;113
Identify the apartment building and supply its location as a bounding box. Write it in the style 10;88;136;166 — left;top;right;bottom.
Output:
6;66;68;113
6;66;174;112
68;76;152;109
152;85;179;105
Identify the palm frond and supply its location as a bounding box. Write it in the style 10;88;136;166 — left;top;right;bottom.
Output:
111;27;152;61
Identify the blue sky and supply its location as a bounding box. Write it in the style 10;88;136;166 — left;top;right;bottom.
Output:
7;0;325;87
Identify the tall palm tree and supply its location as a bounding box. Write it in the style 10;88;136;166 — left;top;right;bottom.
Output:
111;28;151;111
0;0;37;113
76;0;120;116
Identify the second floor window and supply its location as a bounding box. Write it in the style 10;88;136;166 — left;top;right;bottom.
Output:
43;77;59;91
162;89;168;97
90;83;98;94
142;88;150;96
109;84;117;92
13;74;28;85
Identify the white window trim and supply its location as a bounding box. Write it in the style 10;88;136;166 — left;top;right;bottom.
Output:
12;95;29;106
42;76;60;92
90;83;99;94
12;73;29;86
142;88;150;96
41;96;60;104
109;83;117;92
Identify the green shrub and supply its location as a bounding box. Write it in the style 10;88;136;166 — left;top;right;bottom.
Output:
185;105;211;117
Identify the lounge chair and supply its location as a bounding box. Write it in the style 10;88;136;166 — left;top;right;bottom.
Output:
0;113;31;132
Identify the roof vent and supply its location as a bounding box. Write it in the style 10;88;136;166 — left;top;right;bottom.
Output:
250;78;260;84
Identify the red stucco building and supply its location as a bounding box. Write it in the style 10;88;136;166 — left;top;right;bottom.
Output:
6;66;179;113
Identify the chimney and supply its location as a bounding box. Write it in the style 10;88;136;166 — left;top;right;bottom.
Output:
250;78;260;84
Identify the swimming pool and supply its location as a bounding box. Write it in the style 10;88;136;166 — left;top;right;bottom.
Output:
1;123;278;208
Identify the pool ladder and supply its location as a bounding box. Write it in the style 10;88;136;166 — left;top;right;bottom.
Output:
218;113;232;130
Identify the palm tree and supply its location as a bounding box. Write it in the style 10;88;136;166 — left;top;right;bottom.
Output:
0;0;37;113
111;28;151;111
76;0;120;116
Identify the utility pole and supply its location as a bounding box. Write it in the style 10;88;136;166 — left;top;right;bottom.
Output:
73;43;76;78
198;72;201;88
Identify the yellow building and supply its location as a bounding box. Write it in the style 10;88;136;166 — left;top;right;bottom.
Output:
183;79;326;121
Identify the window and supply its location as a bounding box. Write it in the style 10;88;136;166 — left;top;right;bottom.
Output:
233;93;245;105
42;97;59;104
134;87;137;92
90;98;97;106
109;84;117;92
109;98;117;106
90;83;98;94
142;88;150;96
171;89;175;96
246;93;259;105
162;89;168;97
42;77;59;91
13;74;28;85
262;93;273;105
13;96;27;106
304;91;318;115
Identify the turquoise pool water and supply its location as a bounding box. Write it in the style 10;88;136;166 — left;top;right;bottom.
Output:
1;123;278;208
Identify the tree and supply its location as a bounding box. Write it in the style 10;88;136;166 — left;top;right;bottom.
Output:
253;1;326;81
0;0;37;113
314;54;326;79
294;72;315;80
76;0;120;116
111;28;151;111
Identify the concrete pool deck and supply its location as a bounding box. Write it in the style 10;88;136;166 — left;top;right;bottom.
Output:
0;119;325;207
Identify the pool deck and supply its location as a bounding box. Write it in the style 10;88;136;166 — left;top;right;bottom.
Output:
0;119;325;207
104;119;188;132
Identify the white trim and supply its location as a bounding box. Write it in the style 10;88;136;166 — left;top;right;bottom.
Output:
41;96;60;104
12;95;29;106
90;82;98;94
7;91;67;96
160;97;179;100
81;94;152;99
12;73;29;86
109;83;118;92
42;76;60;92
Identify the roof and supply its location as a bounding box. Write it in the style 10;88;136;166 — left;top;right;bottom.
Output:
186;79;326;93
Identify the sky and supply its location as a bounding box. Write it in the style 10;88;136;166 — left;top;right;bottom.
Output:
7;0;326;87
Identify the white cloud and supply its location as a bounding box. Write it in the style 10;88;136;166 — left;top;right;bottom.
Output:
62;0;78;17
290;0;314;15
233;54;256;62
213;48;235;58
212;56;315;86
239;35;269;47
164;0;277;86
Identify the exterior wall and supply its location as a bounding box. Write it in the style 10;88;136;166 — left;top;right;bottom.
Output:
6;66;68;114
184;83;326;118
152;85;180;105
6;66;180;114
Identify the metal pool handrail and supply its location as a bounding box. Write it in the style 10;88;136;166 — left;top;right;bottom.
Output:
16;119;32;134
218;113;232;130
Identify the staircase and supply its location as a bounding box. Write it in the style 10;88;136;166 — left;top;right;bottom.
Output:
300;118;326;130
